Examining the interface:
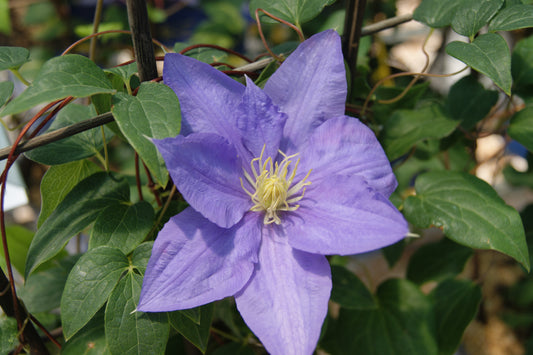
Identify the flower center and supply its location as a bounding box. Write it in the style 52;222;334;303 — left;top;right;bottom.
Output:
241;146;312;225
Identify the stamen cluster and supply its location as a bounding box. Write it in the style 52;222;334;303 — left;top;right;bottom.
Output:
241;146;312;225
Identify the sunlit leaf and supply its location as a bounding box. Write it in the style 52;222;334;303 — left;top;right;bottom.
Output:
1;54;115;116
112;82;181;187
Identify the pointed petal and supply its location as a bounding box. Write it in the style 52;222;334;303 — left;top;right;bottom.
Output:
286;175;408;255
264;30;347;152
163;53;244;138
233;77;287;164
138;208;261;312
298;116;398;197
235;228;331;355
154;133;250;228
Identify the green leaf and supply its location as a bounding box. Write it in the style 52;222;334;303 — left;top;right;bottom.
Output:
489;4;533;31
404;171;530;271
451;0;504;37
446;75;499;129
19;255;78;313
323;279;437;355
1;54;115;116
0;80;13;107
105;272;169;355
0;225;33;276
249;0;334;25
0;47;29;71
382;239;406;268
62;310;110;355
105;62;138;87
407;238;473;285
25;104;114;165
512;36;533;97
61;246;129;340
446;33;512;95
90;201;154;255
169;303;214;353
112;82;181;187
509;107;533;152
413;0;463;27
0;316;18;354
330;265;376;310
380;104;459;160
131;241;153;275
431;279;481;355
25;172;129;277
38;159;100;227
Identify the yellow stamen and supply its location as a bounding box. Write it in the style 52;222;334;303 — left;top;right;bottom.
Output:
240;146;312;225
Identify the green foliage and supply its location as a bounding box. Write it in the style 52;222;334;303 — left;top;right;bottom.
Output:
105;273;169;355
250;0;335;25
431;279;481;355
168;304;214;353
25;172;130;277
330;265;376;310
61;246;130;340
489;4;533;31
446;33;512;95
1;54;115;116
451;0;503;38
413;0;463;27
90;202;154;254
380;104;459;160
37;160;101;227
407;238;473;285
112;82;181;187
404;171;529;271
0;47;30;71
508;106;533;152
323;279;438;355
0;80;13;106
25;104;115;165
445;75;499;129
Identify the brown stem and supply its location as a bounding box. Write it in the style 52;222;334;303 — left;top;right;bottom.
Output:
126;0;158;82
343;0;367;78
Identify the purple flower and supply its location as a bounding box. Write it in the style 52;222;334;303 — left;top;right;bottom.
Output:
138;30;408;354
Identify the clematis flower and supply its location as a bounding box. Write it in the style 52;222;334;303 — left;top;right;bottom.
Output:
138;30;408;354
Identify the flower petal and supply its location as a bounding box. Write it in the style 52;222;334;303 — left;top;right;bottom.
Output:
154;133;250;228
138;208;261;312
163;53;244;138
235;227;331;355
234;77;287;164
298;116;398;197
286;175;408;255
264;30;347;152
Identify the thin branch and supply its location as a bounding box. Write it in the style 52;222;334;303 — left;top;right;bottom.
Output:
126;0;158;82
361;13;413;37
0;113;114;161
